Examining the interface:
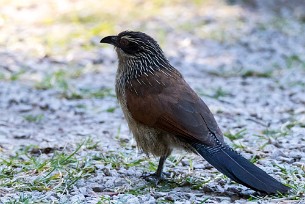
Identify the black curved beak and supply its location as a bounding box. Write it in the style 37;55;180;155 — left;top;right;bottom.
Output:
100;36;118;46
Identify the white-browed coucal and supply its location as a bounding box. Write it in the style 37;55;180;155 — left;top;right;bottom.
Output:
100;31;290;194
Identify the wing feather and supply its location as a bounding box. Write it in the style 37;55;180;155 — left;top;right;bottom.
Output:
125;70;224;146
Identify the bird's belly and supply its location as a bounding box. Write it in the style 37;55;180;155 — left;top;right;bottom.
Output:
123;110;171;156
123;108;190;157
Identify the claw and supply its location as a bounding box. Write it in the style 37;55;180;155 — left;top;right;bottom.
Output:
141;172;170;185
140;155;170;185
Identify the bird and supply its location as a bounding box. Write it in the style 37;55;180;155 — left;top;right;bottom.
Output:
100;31;290;195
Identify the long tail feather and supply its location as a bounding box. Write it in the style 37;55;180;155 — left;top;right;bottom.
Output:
191;143;290;194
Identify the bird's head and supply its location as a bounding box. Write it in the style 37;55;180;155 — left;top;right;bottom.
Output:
100;31;165;61
100;31;173;77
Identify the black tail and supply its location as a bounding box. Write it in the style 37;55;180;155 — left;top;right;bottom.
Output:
191;143;290;194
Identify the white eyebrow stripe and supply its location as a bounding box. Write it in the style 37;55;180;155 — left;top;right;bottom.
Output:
121;36;142;44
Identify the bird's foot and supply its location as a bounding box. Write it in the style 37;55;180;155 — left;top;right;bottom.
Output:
141;172;170;185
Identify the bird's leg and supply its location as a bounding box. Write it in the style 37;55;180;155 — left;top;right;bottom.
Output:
142;155;170;184
155;155;167;178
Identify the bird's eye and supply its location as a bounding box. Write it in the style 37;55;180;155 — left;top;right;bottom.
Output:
120;38;129;47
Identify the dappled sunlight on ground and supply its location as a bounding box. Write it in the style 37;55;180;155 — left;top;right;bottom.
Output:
0;0;305;203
